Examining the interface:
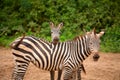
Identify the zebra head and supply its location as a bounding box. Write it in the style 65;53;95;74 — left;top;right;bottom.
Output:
87;28;104;61
49;22;63;45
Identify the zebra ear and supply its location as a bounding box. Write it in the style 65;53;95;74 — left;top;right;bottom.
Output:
49;22;54;29
58;22;63;30
93;28;96;34
97;30;105;38
86;32;90;35
90;28;96;35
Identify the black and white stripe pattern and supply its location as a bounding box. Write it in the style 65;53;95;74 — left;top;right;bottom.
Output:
49;22;63;80
11;29;104;80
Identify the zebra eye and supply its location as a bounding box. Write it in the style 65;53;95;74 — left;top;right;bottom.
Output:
90;43;92;45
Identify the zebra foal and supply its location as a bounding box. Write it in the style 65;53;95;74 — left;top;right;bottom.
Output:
10;28;104;80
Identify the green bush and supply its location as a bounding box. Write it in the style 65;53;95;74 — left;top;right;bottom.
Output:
0;0;120;53
101;26;120;53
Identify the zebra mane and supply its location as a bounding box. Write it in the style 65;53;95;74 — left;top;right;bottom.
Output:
61;34;86;43
73;36;81;41
73;34;85;41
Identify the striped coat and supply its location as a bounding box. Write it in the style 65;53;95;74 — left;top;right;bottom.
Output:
11;29;104;80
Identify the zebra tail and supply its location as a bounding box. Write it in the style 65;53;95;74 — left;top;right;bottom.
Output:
10;34;25;49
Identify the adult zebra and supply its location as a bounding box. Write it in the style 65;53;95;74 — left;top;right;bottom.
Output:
49;22;63;80
10;28;104;80
50;22;86;80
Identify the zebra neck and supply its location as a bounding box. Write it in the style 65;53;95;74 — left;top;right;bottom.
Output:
76;35;91;62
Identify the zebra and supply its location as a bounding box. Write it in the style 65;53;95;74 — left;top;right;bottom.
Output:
49;22;63;80
50;22;63;45
10;28;104;80
50;22;86;80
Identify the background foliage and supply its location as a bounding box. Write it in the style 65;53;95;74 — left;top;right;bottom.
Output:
0;0;120;53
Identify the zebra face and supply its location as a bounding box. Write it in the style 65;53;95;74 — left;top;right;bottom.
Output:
50;22;63;44
88;29;104;53
88;29;104;61
51;28;60;43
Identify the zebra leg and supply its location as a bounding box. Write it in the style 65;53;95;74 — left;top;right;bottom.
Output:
71;71;76;80
77;67;81;80
63;67;73;80
12;61;29;80
57;69;62;80
50;70;55;80
77;64;86;80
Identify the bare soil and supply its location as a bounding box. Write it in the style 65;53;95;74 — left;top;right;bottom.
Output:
0;47;120;80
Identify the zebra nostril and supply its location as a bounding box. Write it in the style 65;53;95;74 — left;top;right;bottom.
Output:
93;53;100;61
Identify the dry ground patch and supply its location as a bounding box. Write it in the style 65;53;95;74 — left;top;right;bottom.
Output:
0;47;120;80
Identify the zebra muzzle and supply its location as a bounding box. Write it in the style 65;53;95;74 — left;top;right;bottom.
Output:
52;38;59;45
93;53;100;61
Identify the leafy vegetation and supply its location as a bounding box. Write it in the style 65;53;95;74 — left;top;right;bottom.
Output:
0;0;120;52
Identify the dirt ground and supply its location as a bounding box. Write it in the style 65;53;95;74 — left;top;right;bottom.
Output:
0;47;120;80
